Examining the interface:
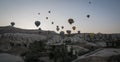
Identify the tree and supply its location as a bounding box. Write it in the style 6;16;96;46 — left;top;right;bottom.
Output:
24;40;46;62
49;45;68;62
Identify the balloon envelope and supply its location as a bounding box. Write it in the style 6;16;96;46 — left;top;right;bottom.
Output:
38;13;40;15
66;30;71;35
56;27;60;31
89;1;91;4
61;26;64;29
48;11;51;13
68;18;74;24
56;25;59;28
46;17;48;19
11;22;15;26
51;22;54;24
78;31;80;34
35;21;40;27
72;26;76;30
87;15;90;18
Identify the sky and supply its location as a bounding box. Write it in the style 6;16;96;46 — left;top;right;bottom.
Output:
0;0;120;34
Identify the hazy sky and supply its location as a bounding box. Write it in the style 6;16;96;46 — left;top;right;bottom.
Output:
0;0;120;33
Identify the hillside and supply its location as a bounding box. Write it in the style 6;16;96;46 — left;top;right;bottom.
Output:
0;26;97;52
0;26;120;62
0;26;57;34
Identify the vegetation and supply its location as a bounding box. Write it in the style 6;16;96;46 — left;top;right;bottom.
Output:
107;54;120;62
23;40;77;62
49;44;77;62
24;40;46;62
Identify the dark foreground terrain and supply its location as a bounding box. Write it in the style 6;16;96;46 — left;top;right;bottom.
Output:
0;26;120;62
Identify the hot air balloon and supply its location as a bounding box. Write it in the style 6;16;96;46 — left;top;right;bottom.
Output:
38;13;40;15
66;30;71;35
51;22;54;24
39;28;41;30
72;26;76;30
11;22;15;26
56;27;60;31
35;21;40;27
89;1;91;4
48;11;51;13
87;15;90;18
56;25;59;28
78;31;80;34
46;17;48;19
61;26;64;29
68;18;74;24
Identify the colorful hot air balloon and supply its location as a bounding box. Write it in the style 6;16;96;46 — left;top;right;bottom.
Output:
66;30;71;35
46;17;48;19
78;31;80;34
39;28;41;30
48;11;51;13
89;1;91;4
56;27;60;31
11;22;15;26
61;26;64;29
51;22;54;24
35;21;40;27
72;26;76;30
87;15;90;18
68;18;74;24
56;25;59;28
38;13;40;15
